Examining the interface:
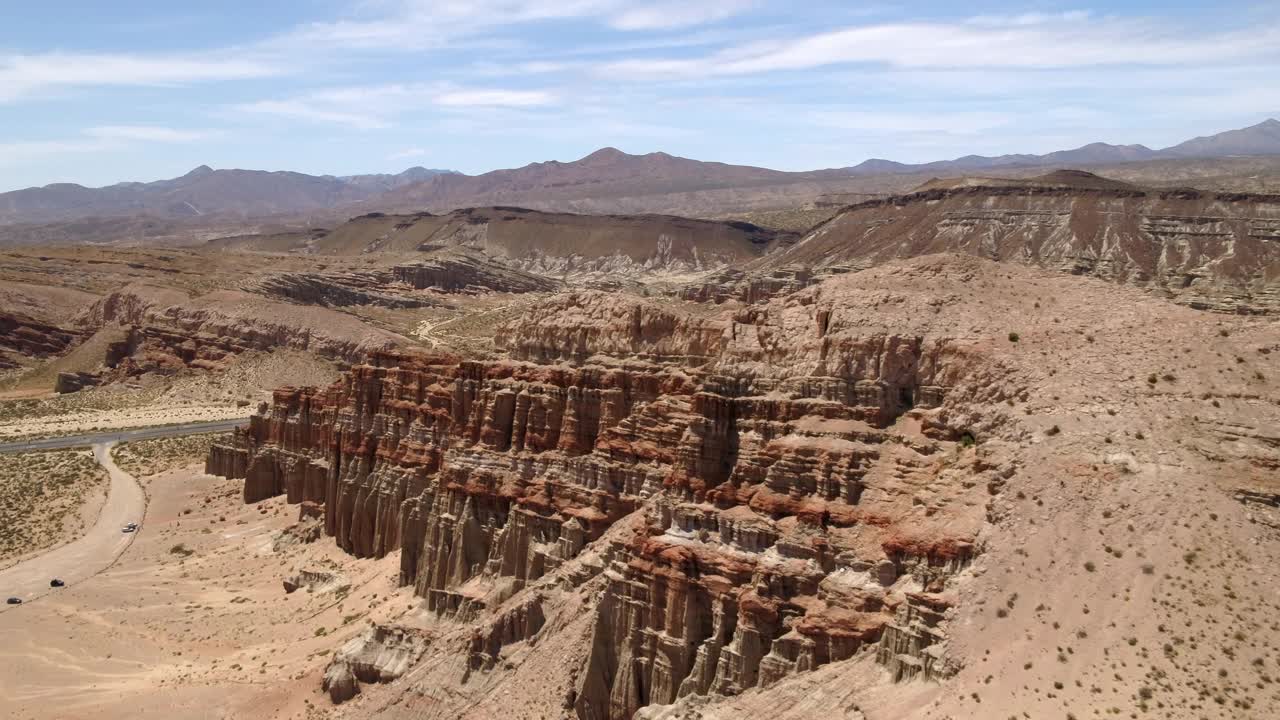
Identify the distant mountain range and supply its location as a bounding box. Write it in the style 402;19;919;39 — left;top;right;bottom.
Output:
0;166;457;225
1;119;1277;228
843;118;1280;174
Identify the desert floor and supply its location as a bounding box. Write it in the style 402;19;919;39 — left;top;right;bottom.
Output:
0;460;419;720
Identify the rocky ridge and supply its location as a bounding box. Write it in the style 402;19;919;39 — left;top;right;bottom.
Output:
0;311;85;370
48;285;407;391
206;259;1034;716
204;254;1280;719
755;173;1280;313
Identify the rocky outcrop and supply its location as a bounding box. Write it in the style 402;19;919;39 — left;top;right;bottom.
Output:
54;371;101;393
282;568;349;594
322;624;431;703
392;251;561;293
676;265;858;305
467;594;548;671
67;286;404;386
256;271;440;309
771;175;1280;313
0;311;84;369
277;206;792;277
207;280;1009;717
875;592;954;682
497;292;730;364
82;287;403;364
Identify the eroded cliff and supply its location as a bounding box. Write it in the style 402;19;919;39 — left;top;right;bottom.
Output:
205;254;1280;719
760;174;1280;313
207;266;1022;717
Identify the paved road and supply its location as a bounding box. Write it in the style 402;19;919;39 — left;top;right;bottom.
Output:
0;444;145;608
0;417;248;454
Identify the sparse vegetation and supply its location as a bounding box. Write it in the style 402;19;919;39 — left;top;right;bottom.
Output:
0;449;108;564
112;433;230;479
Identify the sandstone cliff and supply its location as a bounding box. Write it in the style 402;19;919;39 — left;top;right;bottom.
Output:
207;260;1026;716
0;311;84;370
223;206;793;278
206;254;1280;719
67;284;406;386
760;173;1280;313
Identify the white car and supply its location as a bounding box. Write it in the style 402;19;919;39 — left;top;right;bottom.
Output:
122;522;139;533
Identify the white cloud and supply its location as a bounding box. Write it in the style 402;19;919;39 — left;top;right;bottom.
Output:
609;0;754;30
236;99;392;129
234;83;557;128
274;0;751;51
601;18;1280;77
85;125;216;142
966;10;1092;27
0;125;214;168
278;1;616;50
436;89;555;106
0;139;113;166
390;147;428;160
810;110;1013;135
0;52;279;103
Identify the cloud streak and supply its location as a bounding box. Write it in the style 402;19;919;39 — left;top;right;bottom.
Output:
0;52;279;103
234;83;558;128
0;125;215;169
85;125;217;142
275;0;753;50
601;18;1280;78
609;0;754;31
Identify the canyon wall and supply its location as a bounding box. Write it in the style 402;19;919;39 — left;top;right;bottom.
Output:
766;181;1280;313
208;285;1012;717
0;311;84;369
54;285;407;388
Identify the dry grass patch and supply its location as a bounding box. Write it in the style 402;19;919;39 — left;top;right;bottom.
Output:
0;449;107;565
112;433;230;479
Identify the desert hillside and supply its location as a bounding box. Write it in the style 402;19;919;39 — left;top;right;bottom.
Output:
0;170;1276;720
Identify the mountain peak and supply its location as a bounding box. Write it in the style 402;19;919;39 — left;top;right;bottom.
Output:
184;165;214;178
581;147;629;163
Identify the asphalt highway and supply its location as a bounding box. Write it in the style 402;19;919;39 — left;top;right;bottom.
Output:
0;417;247;608
0;417;247;454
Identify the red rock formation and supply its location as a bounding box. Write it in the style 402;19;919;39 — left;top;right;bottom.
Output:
0;311;84;369
82;286;404;365
206;284;1014;718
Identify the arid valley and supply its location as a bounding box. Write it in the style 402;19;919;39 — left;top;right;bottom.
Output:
3;4;1280;719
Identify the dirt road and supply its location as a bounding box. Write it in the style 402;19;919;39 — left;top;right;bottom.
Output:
0;444;144;608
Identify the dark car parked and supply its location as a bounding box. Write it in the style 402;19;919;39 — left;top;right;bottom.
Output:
5;597;21;605
50;579;65;588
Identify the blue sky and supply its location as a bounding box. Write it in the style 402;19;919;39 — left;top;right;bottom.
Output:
2;1;1278;191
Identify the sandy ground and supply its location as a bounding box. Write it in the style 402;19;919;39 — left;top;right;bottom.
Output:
0;405;252;441
0;462;421;720
0;450;108;571
0;445;141;601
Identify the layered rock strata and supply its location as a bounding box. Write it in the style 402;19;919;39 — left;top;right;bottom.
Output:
323;624;431;703
255;271;440;309
51;285;406;388
0;311;84;369
392;251;561;294
769;174;1280;313
208;284;1006;717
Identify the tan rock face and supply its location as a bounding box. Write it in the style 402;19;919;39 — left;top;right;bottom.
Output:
322;624;431;704
762;183;1280;314
204;255;1280;719
57;285;406;389
208;278;1010;717
0;311;84;369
